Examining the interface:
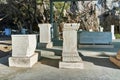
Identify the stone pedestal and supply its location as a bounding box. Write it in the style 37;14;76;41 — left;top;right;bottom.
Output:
38;24;53;48
9;53;38;67
59;23;84;69
9;35;38;67
111;25;116;40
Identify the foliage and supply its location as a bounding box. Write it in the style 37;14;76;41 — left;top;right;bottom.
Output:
12;0;36;33
0;0;37;33
115;34;120;39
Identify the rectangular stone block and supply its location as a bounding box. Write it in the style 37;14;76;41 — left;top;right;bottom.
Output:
12;35;37;57
38;24;51;43
40;50;55;56
9;53;38;68
63;30;77;52
62;56;82;62
59;61;84;69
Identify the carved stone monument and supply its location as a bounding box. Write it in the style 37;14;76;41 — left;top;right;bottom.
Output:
59;23;84;69
9;35;38;67
38;24;53;48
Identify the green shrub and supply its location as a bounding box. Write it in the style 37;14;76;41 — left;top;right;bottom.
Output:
115;34;120;39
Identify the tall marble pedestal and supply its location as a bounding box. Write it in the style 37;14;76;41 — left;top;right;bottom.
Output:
59;23;84;69
38;24;53;48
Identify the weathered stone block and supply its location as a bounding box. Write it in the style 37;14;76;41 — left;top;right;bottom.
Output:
38;24;53;48
59;61;84;69
40;50;55;56
12;35;37;57
9;53;38;68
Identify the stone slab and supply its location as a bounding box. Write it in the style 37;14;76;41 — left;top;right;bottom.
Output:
62;52;82;62
40;50;55;56
9;53;38;68
62;56;82;62
59;61;84;69
39;42;53;48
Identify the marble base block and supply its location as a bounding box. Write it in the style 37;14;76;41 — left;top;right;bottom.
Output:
59;61;84;69
60;52;84;69
40;50;55;56
9;53;38;68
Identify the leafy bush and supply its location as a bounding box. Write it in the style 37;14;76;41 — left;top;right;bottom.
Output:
115;34;120;39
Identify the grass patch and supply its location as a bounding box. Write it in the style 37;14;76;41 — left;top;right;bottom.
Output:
115;34;120;39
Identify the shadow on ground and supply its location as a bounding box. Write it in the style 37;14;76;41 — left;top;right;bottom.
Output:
52;40;63;46
78;42;120;53
36;48;62;68
39;48;62;56
0;54;10;66
37;47;118;69
0;50;11;58
79;53;119;69
0;35;11;41
39;57;60;68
